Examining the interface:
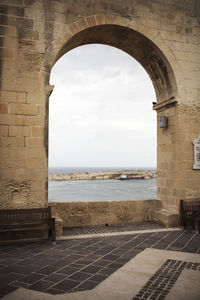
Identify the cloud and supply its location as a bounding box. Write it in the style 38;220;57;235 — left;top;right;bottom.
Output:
49;44;157;168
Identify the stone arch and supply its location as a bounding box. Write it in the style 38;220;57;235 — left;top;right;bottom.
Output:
48;21;179;214
1;0;200;227
52;23;178;103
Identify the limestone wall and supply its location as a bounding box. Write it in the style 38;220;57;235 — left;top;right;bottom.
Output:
50;199;162;228
0;0;200;223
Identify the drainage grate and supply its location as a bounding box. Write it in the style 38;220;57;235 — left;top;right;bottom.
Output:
63;222;164;236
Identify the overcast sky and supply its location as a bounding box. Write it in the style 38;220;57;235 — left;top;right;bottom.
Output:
49;44;157;169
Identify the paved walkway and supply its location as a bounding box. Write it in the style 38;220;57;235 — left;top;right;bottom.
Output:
0;223;200;299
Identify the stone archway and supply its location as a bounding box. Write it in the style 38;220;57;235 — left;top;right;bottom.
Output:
49;22;179;225
0;0;200;227
55;24;177;102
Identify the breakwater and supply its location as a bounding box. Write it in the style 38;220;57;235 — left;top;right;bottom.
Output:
48;170;157;181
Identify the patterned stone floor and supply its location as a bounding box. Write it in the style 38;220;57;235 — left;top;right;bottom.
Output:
0;225;200;299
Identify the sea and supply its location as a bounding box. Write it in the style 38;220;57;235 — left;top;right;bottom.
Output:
48;167;157;202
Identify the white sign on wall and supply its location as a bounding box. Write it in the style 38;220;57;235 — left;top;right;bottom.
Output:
193;136;200;170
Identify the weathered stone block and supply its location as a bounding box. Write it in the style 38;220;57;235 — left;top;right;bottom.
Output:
69;202;88;215
16;92;27;103
25;115;44;126
9;125;30;137
0;136;24;147
1;91;16;102
25;137;43;147
151;208;179;227
55;215;63;236
27;93;44;104
21;104;38;116
88;202;110;214
16;115;26;126
86;16;97;27
25;147;45;158
0;103;8;114
16;18;33;29
0;15;9;25
18;29;39;41
31;126;43;137
0;125;8;136
0;5;24;17
25;158;45;169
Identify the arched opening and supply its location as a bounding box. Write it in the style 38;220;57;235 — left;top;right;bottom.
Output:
49;44;157;202
47;24;178;225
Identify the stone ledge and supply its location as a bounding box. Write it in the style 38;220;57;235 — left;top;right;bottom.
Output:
51;200;162;233
151;208;180;227
152;97;177;111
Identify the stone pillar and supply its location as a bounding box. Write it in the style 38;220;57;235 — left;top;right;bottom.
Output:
153;100;200;225
154;99;179;214
0;2;48;209
173;105;200;204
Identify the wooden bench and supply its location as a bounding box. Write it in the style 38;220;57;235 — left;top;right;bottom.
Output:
0;206;56;243
180;200;200;232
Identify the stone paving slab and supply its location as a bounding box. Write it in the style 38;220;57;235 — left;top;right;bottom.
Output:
166;268;200;300
0;228;200;299
2;248;200;300
94;248;200;300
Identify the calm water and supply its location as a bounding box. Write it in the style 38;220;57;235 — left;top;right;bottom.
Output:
48;178;156;202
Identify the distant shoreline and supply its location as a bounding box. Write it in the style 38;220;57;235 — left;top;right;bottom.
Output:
48;169;157;181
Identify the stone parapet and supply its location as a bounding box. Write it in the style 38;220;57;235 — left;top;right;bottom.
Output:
51;199;162;231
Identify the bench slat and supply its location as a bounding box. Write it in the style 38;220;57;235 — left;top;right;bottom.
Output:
0;226;49;232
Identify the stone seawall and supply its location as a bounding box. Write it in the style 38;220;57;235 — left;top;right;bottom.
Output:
51;199;162;229
49;170;157;181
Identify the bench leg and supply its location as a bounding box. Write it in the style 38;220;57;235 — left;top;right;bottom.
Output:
196;215;200;233
180;215;184;227
181;214;187;228
192;213;200;232
48;218;56;242
51;218;56;242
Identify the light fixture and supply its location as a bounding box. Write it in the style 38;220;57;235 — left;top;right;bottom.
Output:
160;116;168;128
